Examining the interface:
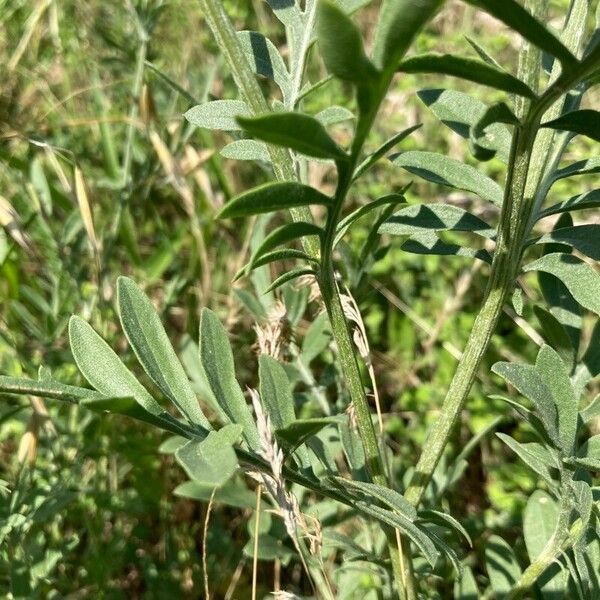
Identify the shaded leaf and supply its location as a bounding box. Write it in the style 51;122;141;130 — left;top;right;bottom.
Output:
454;565;480;600
464;0;577;67
314;106;355;126
542;110;600;143
539;190;600;219
533;306;576;368
485;535;522;598
391;151;504;204
174;478;259;509
372;0;444;71
380;203;496;237
218;181;331;219
316;0;377;83
523;253;600;316
552;157;600;185
398;54;536;98
401;231;492;263
469;102;519;161
418;88;511;162
497;433;557;485
275;417;337;453
536;225;600;261
575;434;600;471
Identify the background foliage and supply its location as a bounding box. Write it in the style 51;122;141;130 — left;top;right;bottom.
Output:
0;0;598;598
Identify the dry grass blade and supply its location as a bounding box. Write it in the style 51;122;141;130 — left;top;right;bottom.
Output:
74;166;100;262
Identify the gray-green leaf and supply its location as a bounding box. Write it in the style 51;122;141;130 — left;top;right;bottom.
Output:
117;277;211;428
184;100;250;131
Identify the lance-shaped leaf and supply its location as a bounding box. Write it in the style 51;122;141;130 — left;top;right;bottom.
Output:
497;434;557;485
0;376;103;403
221;140;270;162
492;361;559;444
353;124;422;180
391;151;504;205
355;500;439;567
464;0;577;67
117;277;211;428
418;88;512;162
250;222;323;268
372;0;444;71
574;434;600;470
237;113;348;161
265;0;300;26
332;477;417;519
236;31;291;97
69;316;164;417
469;102;519;161
533;306;576;368
552;157;600;185
573;321;600;395
542;110;600;143
398;54;536;98
401;232;492;263
418;509;472;547
523;253;600;316
381;203;496;238
259;355;311;468
465;35;502;68
335;193;407;245
175;424;243;487
523;490;568;596
184;100;250;131
581;394;600;425
264;268;317;294
248;249;316;274
198;308;260;449
275;417;337;453
454;565;480;600
217;181;332;219
485;535;522;598
536;345;578;454
535;225;600;261
539;189;600;219
314;106;355;126
316;0;378;83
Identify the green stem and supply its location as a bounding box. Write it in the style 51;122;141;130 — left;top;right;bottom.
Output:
197;0;320;258
401;0;600;511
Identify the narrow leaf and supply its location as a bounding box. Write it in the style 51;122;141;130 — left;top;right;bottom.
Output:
259;355;296;431
217;181;331;219
401;232;492;263
418;88;511;162
381;203;496;238
454;565;480;600
0;376;102;402
535;225;600;261
263;268;317;294
485;535;522;598
251;222;323;268
314;106;355;126
198;308;260;449
184;100;250;131
523;253;600;316
117;277;210;428
221;140;270;162
69;316;163;416
250;249;315;272
536;345;578;454
373;0;444;70
391;151;504;205
542;110;600;143
275;417;337;453
496;433;556;485
539;189;600;219
398;54;536;98
575;434;600;470
237;113;347;160
316;0;377;83
552;157;600;185
464;0;577;67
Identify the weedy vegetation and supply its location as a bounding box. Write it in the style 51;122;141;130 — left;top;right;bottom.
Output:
1;0;600;598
